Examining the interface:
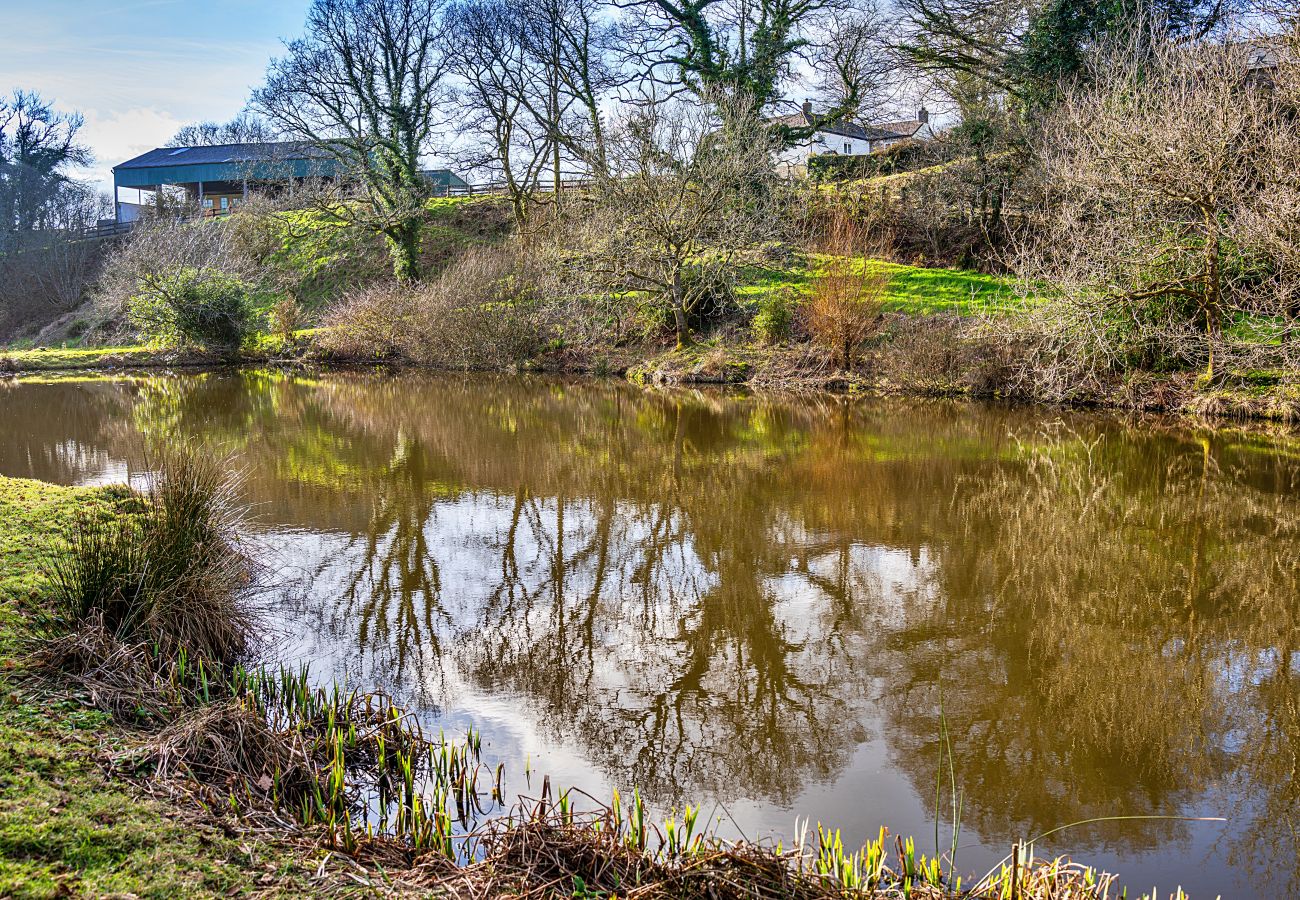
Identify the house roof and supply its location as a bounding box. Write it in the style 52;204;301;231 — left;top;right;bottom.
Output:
771;109;925;143
872;119;925;139
114;141;334;171
771;110;874;141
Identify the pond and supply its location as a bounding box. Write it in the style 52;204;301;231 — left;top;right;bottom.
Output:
2;370;1298;898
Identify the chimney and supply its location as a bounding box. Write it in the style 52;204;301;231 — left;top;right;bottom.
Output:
917;106;929;124
802;99;813;119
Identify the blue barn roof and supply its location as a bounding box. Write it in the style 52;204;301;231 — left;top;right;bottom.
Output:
113;141;340;188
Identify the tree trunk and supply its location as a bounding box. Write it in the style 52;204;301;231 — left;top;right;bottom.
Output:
1202;205;1221;381
671;270;692;349
388;221;423;284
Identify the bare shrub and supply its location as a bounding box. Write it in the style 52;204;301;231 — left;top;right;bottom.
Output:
805;214;888;370
322;245;557;369
318;282;417;359
1014;33;1300;382
411;248;554;369
869;315;1019;396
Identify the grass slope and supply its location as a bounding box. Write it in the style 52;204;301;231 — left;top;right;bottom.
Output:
0;477;320;899
261;195;513;308
737;254;1026;316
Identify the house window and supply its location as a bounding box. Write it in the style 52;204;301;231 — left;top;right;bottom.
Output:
844;142;851;155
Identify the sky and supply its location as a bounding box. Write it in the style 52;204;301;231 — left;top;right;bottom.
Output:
0;0;313;194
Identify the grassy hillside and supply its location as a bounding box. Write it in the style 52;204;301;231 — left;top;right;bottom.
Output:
738;253;1026;316
253;195;513;308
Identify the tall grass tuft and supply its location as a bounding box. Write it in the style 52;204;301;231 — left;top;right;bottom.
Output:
46;446;254;667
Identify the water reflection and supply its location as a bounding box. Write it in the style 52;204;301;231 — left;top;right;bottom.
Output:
2;371;1298;897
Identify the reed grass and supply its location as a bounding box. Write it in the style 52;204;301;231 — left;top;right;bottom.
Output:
45;446;254;666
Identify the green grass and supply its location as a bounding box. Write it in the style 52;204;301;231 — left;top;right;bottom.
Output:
0;477;323;898
0;346;170;371
737;253;1028;317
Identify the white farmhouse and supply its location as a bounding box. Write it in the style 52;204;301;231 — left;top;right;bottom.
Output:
773;102;932;175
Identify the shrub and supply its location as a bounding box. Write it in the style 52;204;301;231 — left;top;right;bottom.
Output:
268;297;303;344
47;447;255;666
128;268;260;351
752;289;796;344
322;246;556;369
805;216;887;370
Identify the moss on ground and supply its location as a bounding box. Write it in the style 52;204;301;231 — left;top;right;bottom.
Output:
0;477;326;898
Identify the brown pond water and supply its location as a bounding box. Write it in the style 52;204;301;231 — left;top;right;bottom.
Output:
2;370;1299;897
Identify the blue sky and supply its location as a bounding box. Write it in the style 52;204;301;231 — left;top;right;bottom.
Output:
0;0;313;192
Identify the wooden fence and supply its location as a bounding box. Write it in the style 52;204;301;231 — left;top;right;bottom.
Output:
437;177;598;197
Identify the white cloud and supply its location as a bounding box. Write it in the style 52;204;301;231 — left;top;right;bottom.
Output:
80;106;187;195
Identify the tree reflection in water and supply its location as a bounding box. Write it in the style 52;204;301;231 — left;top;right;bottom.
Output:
2;371;1298;896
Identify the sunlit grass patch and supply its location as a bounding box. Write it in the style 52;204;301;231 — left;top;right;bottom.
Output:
737;253;1028;318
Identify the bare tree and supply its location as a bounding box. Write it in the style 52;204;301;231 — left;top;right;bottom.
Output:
622;0;890;143
811;4;898;125
570;95;788;348
253;0;451;283
448;0;553;226
168;111;280;147
518;0;624;187
448;0;621;223
1016;33;1300;381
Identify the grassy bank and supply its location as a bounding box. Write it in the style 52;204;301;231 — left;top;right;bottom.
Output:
736;256;1026;317
0;477;326;898
0;345;231;373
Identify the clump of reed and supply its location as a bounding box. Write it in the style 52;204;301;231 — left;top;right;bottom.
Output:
110;661;502;863
45;445;254;667
459;789;1132;900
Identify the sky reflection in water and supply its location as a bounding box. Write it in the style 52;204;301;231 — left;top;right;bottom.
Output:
2;370;1298;898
